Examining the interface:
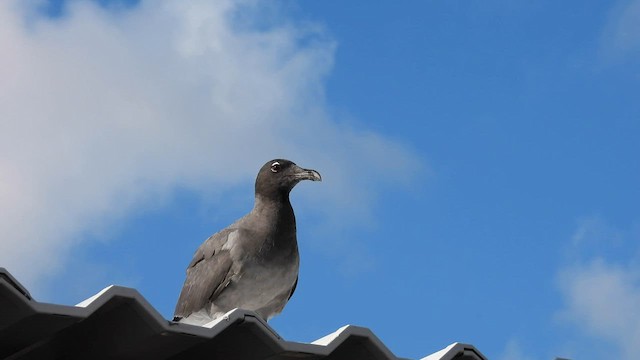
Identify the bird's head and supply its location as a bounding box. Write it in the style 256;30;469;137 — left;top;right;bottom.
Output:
255;159;322;199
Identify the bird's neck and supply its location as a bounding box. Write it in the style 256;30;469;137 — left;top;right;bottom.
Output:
253;194;295;223
253;194;297;247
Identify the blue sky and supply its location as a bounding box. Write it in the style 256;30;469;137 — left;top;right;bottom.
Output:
1;1;639;359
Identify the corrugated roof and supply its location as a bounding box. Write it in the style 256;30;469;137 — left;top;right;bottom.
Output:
0;268;487;360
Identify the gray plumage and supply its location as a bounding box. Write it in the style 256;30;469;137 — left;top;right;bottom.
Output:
173;159;321;325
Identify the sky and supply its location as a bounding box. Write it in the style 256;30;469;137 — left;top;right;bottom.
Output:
0;0;639;359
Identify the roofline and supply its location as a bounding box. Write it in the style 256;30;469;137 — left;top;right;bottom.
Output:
0;267;487;360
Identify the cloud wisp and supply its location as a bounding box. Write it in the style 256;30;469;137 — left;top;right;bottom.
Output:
0;0;420;292
498;339;535;360
601;0;640;61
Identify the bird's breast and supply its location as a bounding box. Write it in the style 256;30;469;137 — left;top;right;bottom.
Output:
216;253;299;314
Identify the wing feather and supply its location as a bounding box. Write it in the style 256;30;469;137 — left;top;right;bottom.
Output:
173;228;237;319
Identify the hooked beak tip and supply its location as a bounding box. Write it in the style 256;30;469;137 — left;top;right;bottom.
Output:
295;168;322;182
310;170;322;182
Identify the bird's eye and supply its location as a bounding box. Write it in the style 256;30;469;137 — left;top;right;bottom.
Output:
270;162;281;173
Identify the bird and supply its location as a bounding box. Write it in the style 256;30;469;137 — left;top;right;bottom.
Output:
173;159;321;325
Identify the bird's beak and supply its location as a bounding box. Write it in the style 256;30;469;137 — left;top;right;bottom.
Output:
292;165;322;182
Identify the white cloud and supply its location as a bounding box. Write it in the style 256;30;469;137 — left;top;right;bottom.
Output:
557;220;640;360
558;260;640;360
0;0;421;292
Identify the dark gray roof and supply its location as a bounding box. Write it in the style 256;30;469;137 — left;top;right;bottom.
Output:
0;268;487;360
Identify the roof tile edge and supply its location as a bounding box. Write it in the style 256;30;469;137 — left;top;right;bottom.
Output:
0;268;487;360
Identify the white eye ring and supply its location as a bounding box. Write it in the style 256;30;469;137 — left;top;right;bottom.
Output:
270;161;281;173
